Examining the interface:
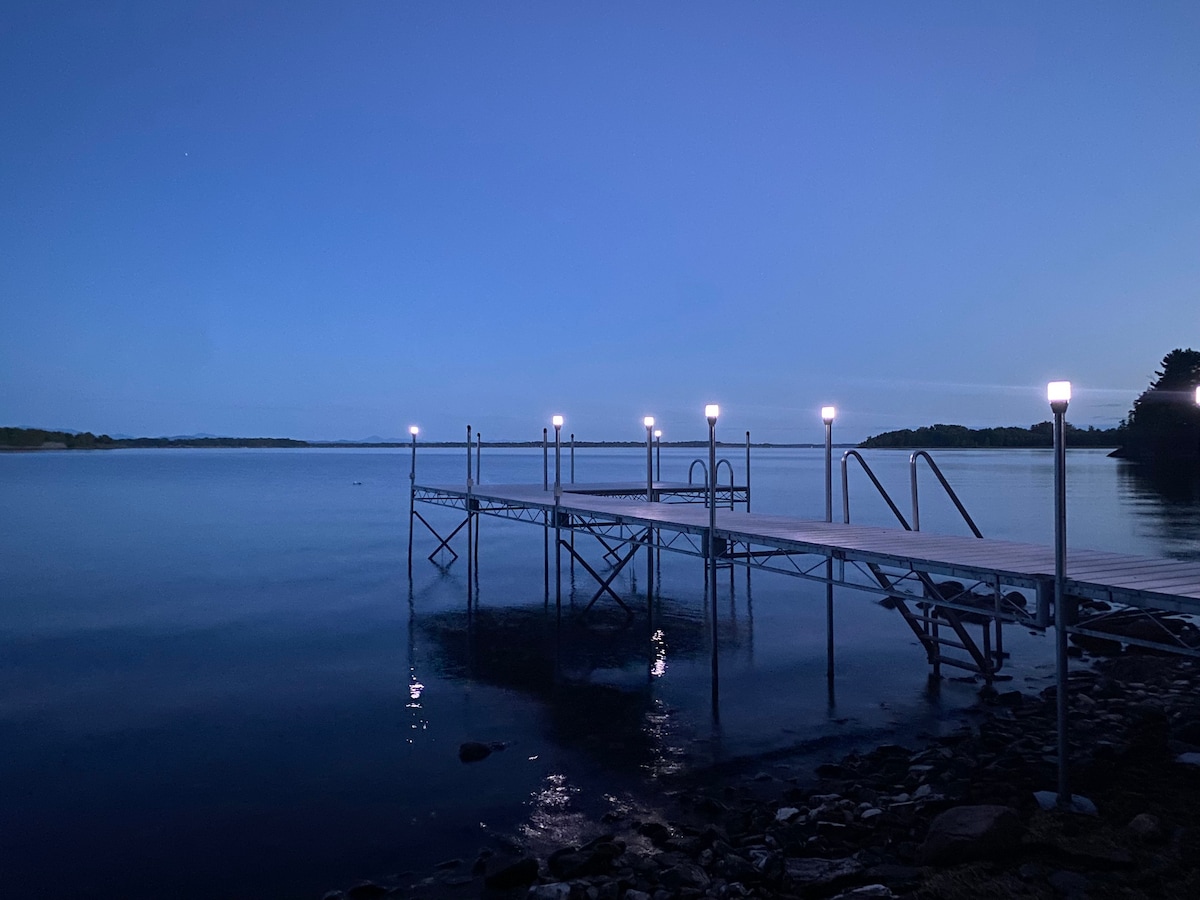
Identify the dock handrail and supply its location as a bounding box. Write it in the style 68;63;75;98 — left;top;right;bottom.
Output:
688;459;708;486
910;451;983;538
715;459;736;509
841;450;912;530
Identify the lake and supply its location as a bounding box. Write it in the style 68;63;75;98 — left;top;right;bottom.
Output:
2;446;1197;898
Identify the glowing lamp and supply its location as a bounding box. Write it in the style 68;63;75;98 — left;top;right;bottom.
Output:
654;429;662;438
643;416;655;428
552;415;564;428
705;404;719;421
821;406;836;424
1047;382;1071;404
409;426;419;436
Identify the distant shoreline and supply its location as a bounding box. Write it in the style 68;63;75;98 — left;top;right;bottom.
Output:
0;438;847;451
1;424;1127;452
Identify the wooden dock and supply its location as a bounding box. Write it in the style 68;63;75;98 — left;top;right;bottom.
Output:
416;481;1200;610
407;434;1200;809
413;480;1200;667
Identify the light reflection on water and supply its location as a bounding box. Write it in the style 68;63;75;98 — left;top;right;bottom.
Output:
1;446;1198;898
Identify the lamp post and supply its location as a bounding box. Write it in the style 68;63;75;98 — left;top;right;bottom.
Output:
706;404;720;714
552;416;563;498
553;416;564;609
1048;380;1071;807
822;408;836;521
654;429;662;481
822;406;836;683
407;425;419;575
644;417;655;501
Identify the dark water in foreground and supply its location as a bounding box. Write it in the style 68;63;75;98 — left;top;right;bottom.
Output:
1;447;1197;898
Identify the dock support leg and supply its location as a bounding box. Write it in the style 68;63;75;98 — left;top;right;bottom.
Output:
824;416;835;685
407;431;417;578
707;413;719;720
646;528;654;603
825;556;835;683
466;507;473;609
1052;397;1070;806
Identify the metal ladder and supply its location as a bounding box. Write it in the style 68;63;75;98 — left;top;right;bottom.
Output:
841;450;1002;682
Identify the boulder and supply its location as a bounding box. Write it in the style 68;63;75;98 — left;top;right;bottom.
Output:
918;805;1023;865
483;857;539;890
458;741;492;763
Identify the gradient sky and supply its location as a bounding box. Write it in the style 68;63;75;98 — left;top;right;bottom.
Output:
3;2;1197;442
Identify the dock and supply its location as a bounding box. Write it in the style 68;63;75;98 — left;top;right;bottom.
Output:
407;434;1200;806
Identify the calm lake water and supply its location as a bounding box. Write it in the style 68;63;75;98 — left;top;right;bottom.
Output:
2;446;1198;898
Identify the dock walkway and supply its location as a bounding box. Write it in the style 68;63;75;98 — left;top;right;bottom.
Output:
415;480;1200;619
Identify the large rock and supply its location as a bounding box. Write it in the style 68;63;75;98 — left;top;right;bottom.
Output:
458;741;492;763
918;805;1023;865
483;857;539;890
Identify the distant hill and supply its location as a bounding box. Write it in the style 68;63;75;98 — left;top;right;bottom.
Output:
859;422;1124;450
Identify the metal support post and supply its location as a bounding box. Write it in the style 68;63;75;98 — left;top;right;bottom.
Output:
824;410;835;683
553;418;563;612
645;418;655;601
407;428;417;577
570;433;575;484
655;430;661;482
706;406;720;717
1051;386;1071;806
745;431;751;511
466;425;473;608
543;427;548;601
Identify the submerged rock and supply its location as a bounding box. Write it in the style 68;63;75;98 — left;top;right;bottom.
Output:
458;741;491;762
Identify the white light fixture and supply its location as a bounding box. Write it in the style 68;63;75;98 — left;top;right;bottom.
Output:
705;404;719;420
409;426;419;436
1047;381;1072;404
821;406;836;424
654;429;662;438
643;416;655;428
552;415;564;427
1195;386;1199;405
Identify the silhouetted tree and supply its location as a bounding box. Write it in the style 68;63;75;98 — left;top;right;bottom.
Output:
1117;348;1200;465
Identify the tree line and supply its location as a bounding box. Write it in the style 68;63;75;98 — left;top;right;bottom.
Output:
859;422;1124;450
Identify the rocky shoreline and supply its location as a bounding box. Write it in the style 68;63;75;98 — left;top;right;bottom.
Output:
328;653;1200;899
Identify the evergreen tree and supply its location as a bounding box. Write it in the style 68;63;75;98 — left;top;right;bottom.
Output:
1119;348;1200;465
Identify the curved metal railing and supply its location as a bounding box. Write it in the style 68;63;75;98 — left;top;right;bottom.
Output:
687;459;708;486
909;451;983;538
715;458;736;509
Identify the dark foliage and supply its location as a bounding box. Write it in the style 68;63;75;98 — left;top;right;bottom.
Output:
859;421;1124;449
0;427;307;450
1114;348;1200;465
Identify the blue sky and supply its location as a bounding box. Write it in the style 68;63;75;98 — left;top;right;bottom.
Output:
2;2;1197;442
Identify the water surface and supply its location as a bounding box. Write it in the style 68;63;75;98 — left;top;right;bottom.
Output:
1;446;1194;897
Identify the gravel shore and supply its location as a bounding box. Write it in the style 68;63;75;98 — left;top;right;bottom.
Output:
329;653;1200;899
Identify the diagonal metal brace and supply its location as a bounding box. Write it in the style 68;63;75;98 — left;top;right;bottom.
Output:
415;510;466;562
560;528;650;613
571;523;626;563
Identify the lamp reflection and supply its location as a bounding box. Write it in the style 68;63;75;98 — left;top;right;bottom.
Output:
650;628;667;678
